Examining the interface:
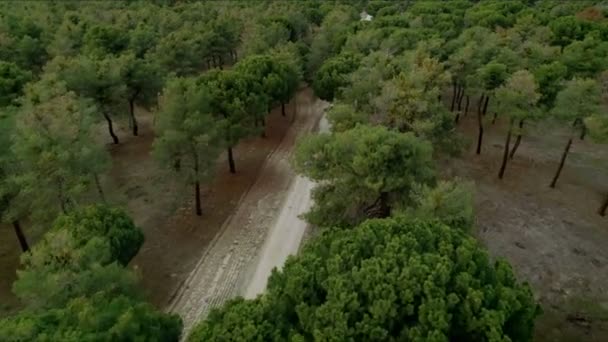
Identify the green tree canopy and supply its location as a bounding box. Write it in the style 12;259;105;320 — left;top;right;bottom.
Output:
153;77;224;216
312;52;360;101
0;293;181;342
294;125;434;228
52;205;144;265
11;85;110;223
0;61;32;107
190;217;540;342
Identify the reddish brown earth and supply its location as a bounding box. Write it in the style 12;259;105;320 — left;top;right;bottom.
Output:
0;96;294;316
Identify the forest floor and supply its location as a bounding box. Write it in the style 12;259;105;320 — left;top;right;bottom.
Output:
447;112;608;342
0;89;293;317
168;88;327;337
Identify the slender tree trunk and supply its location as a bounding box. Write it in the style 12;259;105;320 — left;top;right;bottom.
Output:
492;111;498;124
102;112;119;144
457;87;465;111
12;220;29;252
580;124;586;140
206;59;211;69
550;138;573;188
476;94;485;155
193;156;202;216
129;97;139;136
233;50;238;62
379;191;391;218
464;95;470;117
260;115;266;138
292;95;297;124
477;93;485;116
218;56;224;70
454;112;461;124
94;174;106;203
281;102;286;117
482;95;490;116
599;193;608;216
59;198;68;214
509;119;524;159
450;82;457;111
227;147;236;173
194;181;202;216
498;119;514;179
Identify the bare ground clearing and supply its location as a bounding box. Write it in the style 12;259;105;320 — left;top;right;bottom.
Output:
446;113;608;342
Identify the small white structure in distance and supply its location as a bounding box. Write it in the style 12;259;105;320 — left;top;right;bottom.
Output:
360;11;373;21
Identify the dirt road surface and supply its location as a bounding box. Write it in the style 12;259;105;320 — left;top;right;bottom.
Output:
169;88;327;337
244;115;330;299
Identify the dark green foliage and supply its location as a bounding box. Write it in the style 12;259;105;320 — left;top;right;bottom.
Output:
0;61;32;107
3;205;180;340
534;61;568;107
549;15;593;48
561;33;608;77
478;61;509;92
294;125;434;228
312;53;360;101
191;217;540;341
0;293;182;342
12;232;140;310
12;206;144;310
52;205;144;265
83;25;130;57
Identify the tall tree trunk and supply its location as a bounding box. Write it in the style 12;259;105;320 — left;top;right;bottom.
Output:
59;198;68;214
227;147;236;174
550;138;573;188
580;124;586;140
509;119;524;159
477;93;485;116
12;220;29;252
482;95;490;116
379;191;391;218
450;82;457;111
260;115;266;138
498;119;513;179
233;50;238;62
94;174;106;203
102;112;119;144
492;112;498;124
194;181;202;216
194;156;202;216
464;95;470;117
218;56;224;70
292;95;297;123
281;102;286;117
476;94;485;155
457;87;465;111
128;90;140;136
599;193;608;216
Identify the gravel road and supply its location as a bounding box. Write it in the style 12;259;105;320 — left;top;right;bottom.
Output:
168;88;328;338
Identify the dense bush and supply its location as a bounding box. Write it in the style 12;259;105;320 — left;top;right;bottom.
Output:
52;205;144;265
190;217;540;341
0;293;182;342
